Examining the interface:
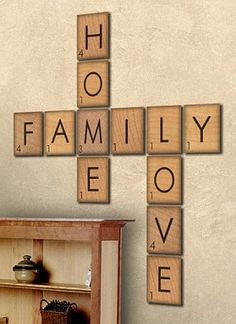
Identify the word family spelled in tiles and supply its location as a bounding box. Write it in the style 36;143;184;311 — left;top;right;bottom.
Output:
13;12;222;306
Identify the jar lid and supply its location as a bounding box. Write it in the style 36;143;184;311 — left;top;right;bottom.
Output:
13;255;39;271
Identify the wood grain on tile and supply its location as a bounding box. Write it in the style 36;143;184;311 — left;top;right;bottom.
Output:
147;256;182;305
77;12;110;60
77;157;109;203
147;206;182;255
45;111;75;156
147;156;182;205
147;106;182;154
111;107;145;154
184;104;221;153
77;61;109;108
77;109;109;155
14;112;43;156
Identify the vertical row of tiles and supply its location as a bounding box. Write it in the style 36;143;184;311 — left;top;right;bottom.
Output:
146;103;222;305
146;106;183;305
77;13;110;203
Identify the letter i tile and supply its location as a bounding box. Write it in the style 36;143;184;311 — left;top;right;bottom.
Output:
111;107;145;154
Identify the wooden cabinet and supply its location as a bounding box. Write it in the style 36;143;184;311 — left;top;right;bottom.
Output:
0;218;133;324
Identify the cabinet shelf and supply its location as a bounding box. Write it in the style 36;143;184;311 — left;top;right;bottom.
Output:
0;279;91;294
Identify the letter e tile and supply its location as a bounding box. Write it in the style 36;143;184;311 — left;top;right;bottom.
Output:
147;256;182;305
77;157;110;203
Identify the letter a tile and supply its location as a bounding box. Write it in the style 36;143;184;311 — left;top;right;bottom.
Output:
184;103;221;153
147;256;182;305
147;156;182;204
77;109;109;155
111;107;145;154
45;111;75;156
77;157;109;203
14;112;43;156
77;12;110;60
147;106;182;154
77;61;109;108
147;206;182;255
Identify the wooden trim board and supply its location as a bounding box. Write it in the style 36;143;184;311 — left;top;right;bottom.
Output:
100;241;119;324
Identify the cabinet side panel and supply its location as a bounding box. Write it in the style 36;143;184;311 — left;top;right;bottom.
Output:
100;241;119;324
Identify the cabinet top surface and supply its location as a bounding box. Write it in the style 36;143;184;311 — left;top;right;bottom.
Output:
0;218;134;222
0;218;134;240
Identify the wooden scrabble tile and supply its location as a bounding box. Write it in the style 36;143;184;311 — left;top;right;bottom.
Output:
147;207;182;255
77;157;109;203
77;109;109;155
147;256;182;305
147;106;182;154
14;112;43;156
45;111;75;156
77;61;109;108
77;12;110;60
147;156;182;204
111;107;145;154
184;104;221;153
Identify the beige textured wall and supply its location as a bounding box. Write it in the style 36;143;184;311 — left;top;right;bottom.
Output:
0;1;235;323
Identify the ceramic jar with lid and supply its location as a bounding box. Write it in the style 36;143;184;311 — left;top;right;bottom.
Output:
13;255;40;283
